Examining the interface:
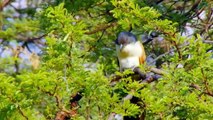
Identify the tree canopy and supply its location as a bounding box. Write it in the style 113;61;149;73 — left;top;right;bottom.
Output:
0;0;212;119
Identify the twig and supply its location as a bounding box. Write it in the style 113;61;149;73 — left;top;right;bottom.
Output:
203;40;213;44
183;0;202;18
17;105;29;120
17;34;46;42
37;85;65;109
149;49;173;65
79;29;106;58
156;0;164;4
173;41;182;60
7;96;29;120
190;83;201;90
150;67;167;75
190;83;213;97
201;68;213;97
86;99;91;120
0;0;11;10
110;67;164;86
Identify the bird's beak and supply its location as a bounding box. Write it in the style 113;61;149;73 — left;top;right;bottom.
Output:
120;44;123;50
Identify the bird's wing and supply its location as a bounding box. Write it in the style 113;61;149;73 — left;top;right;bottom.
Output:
139;43;146;64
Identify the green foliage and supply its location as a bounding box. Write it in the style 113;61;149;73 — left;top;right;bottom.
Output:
38;3;86;38
110;0;178;37
111;0;160;29
136;36;213;119
0;19;39;40
0;0;212;120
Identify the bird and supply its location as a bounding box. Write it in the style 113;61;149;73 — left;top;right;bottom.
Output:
115;32;160;120
115;31;146;79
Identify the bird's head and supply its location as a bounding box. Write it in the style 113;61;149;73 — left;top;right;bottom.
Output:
115;32;137;50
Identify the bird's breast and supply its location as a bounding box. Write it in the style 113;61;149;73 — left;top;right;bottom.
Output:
119;56;140;69
116;41;143;58
116;41;145;70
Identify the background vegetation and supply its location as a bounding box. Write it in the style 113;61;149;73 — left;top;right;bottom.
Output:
0;0;212;119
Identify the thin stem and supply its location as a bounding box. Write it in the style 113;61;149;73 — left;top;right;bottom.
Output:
86;99;91;120
201;68;213;96
17;106;29;120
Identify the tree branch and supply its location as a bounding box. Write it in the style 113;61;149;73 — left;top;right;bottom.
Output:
0;0;11;11
203;40;213;44
156;0;164;4
150;67;167;75
190;83;213;97
7;96;29;120
183;0;202;18
17;34;46;43
201;68;213;97
172;41;182;60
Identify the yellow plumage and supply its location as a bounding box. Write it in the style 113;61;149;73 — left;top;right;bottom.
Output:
116;41;146;71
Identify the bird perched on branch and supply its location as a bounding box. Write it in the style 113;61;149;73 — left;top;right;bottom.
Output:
115;32;160;120
115;31;147;79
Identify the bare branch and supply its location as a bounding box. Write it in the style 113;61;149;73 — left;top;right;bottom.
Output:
184;0;202;18
0;0;11;11
203;40;213;44
150;67;167;75
17;34;46;43
190;83;213;97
